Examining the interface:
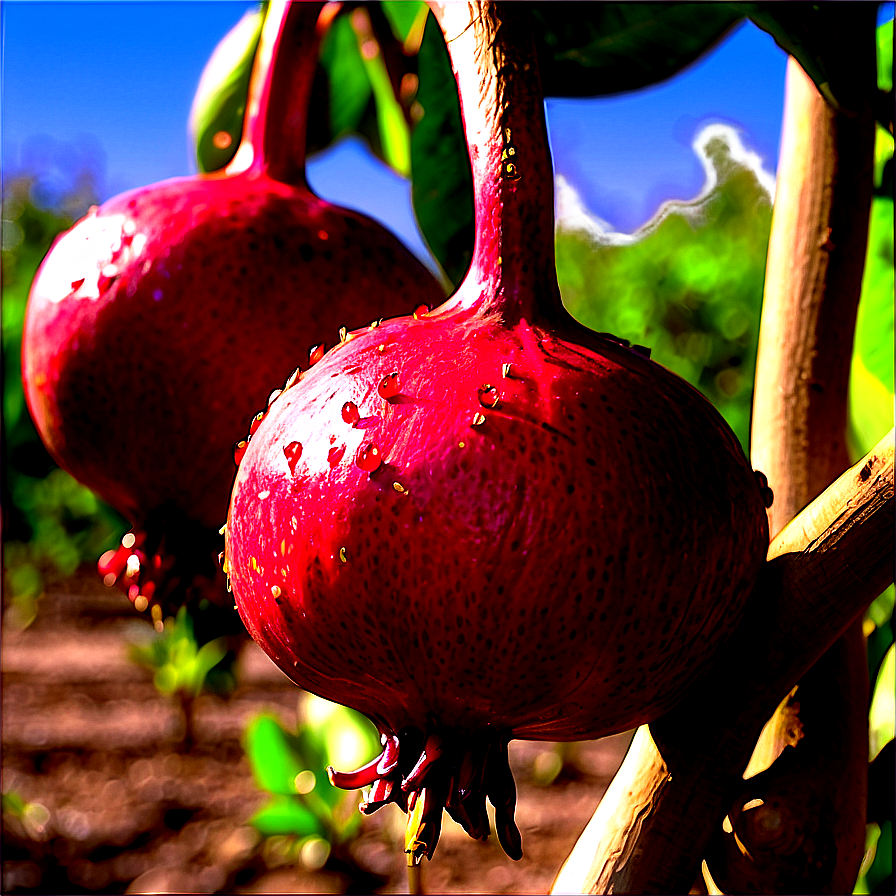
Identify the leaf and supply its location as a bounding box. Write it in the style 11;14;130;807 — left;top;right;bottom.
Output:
742;3;879;116
410;12;474;287
869;645;895;761
878;19;893;93
530;3;744;98
189;6;265;173
250;794;323;838
243;713;308;796
381;1;429;52
320;13;372;140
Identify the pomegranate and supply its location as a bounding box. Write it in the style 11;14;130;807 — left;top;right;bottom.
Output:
21;1;444;612
225;0;769;864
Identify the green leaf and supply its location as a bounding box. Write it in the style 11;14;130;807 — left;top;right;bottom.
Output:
381;1;428;51
410;12;474;288
243;713;309;796
870;646;895;761
530;3;744;97
250;795;323;837
878;19;893;93
189;5;265;173
320;13;372;140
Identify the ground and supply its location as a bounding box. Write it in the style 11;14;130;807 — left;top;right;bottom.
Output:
2;571;633;895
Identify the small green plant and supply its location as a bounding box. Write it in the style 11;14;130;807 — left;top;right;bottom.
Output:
242;696;380;874
128;606;228;748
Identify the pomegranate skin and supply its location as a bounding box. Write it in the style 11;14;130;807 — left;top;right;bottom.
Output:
22;174;443;533
226;310;769;742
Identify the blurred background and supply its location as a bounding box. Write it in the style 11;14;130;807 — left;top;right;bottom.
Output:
2;2;893;894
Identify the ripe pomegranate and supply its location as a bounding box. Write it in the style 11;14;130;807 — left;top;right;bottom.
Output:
225;0;769;864
21;1;444;613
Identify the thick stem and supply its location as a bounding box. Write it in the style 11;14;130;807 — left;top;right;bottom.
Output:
551;430;894;895
429;1;562;323
228;0;326;183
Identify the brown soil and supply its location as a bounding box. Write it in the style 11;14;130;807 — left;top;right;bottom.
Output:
2;572;632;894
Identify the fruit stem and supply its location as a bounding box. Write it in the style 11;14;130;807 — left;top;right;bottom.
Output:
429;1;564;325
228;0;327;184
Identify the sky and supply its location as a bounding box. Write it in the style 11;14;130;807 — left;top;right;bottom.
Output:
1;2;892;264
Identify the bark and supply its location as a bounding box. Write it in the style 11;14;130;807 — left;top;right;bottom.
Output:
551;430;894;895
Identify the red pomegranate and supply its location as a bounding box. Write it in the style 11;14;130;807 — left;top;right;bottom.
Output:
225;0;769;863
21;1;444;613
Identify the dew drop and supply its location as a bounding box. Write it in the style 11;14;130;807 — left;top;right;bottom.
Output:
339;546;348;563
342;401;360;425
309;344;325;366
356;443;382;473
271;585;282;599
478;384;499;409
392;481;408;494
328;444;346;467
249;411;266;436
472;413;486;426
98;265;119;294
283;441;303;475
378;372;400;399
458;441;466;448
257;490;270;500
377;343;386;353
233;440;248;466
413;304;430;320
318;229;329;241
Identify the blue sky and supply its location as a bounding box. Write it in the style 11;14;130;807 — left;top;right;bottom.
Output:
1;3;891;261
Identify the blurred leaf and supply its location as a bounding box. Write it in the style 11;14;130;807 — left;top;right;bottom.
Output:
879;18;893;93
250;794;323;838
244;713;310;796
381;1;428;52
410;12;474;288
320;13;373;140
531;3;743;97
870;646;895;761
189;5;266;173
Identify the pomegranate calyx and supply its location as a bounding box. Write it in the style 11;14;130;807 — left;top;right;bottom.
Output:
327;721;522;863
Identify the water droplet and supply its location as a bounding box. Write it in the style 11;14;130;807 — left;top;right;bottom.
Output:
98;265;118;294
233;440;248;466
328;444;346;467
472;413;486;426
134;595;149;612
478;385;499;408
70;277;85;292
309;344;325;366
356;443;382;472
257;490;270;500
342;401;360;425
249;411;266;436
271;585;282;599
339;327;347;343
283;441;303;475
392;481;408;494
318;229;329;241
339;547;348;563
502;363;512;378
377;343;386;353
268;388;282;406
285;367;301;389
378;372;400;399
413;304;430;320
458;441;466;448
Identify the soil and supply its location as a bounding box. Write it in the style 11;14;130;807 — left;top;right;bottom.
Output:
2;571;633;895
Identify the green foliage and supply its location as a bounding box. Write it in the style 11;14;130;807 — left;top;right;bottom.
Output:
128;606;227;698
189;4;265;173
242;698;379;864
2;177;124;627
556;137;772;451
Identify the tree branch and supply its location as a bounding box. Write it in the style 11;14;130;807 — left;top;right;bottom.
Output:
551;430;894;895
